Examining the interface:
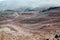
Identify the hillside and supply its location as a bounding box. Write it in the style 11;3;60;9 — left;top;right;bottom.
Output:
0;8;60;40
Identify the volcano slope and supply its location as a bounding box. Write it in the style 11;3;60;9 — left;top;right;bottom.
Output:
0;11;60;40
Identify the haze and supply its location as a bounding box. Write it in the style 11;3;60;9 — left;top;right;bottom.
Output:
0;0;60;10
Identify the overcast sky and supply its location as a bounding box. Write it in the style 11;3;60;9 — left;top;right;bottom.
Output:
0;0;60;10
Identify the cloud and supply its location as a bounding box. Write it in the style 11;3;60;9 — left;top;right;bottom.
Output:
0;0;60;10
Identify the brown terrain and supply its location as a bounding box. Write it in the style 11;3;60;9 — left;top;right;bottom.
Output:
0;11;60;40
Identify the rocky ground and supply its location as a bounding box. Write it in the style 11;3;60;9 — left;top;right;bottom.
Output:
0;11;60;40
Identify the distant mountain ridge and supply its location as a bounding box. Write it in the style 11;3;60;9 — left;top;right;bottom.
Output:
42;6;60;12
1;6;60;13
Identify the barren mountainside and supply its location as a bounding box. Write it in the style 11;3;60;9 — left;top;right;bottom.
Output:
0;8;60;40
